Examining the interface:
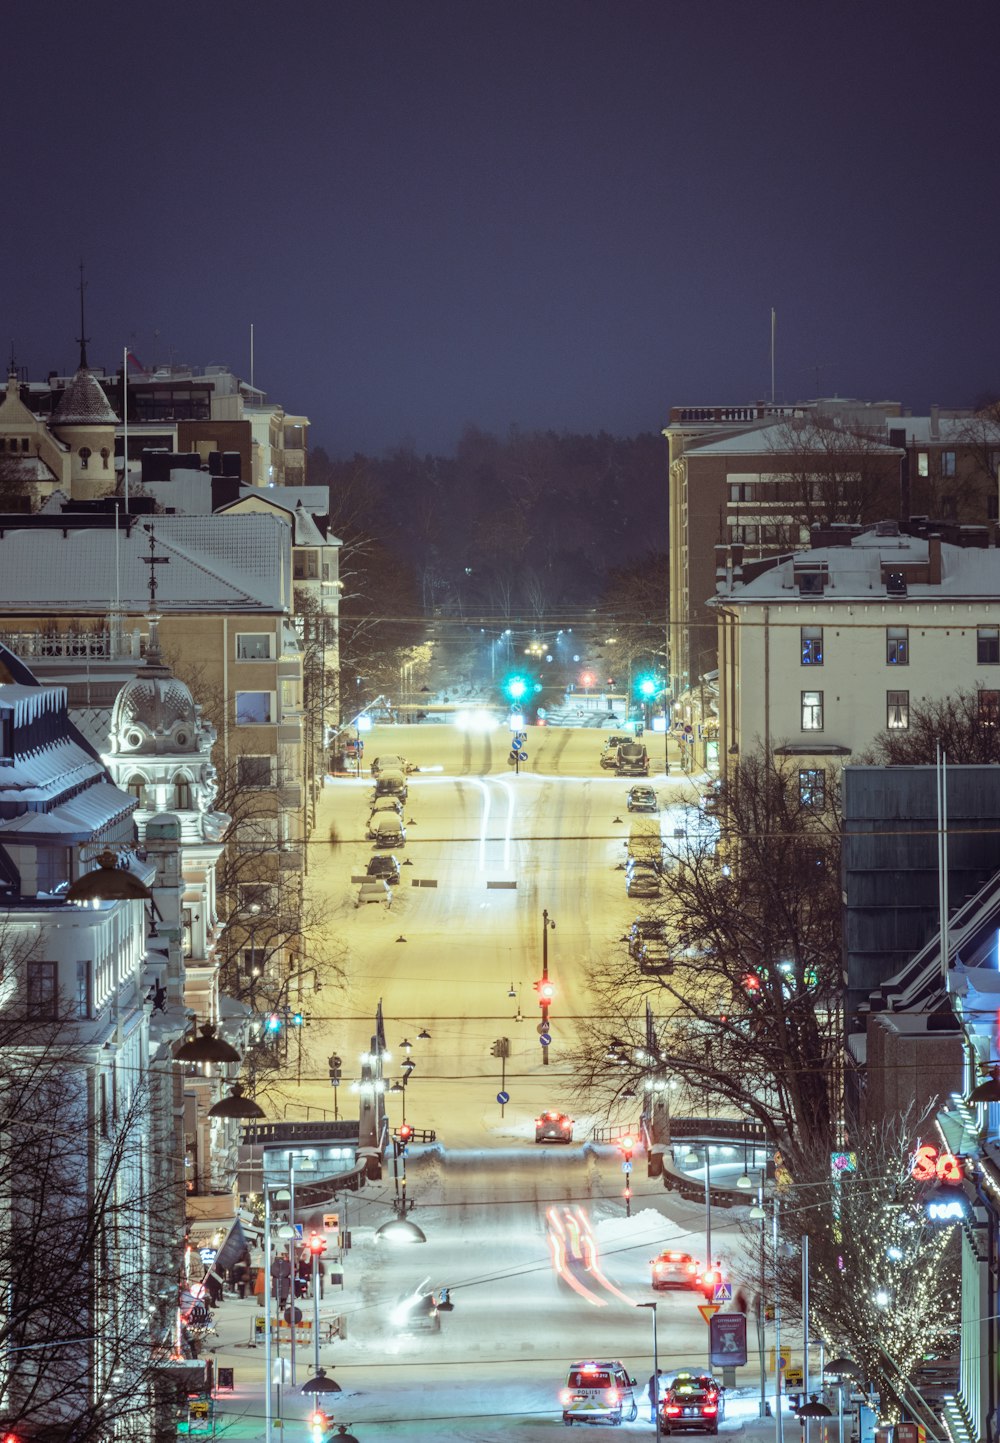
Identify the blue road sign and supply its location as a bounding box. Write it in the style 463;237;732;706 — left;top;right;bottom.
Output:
713;1281;733;1303
497;1090;510;1104
539;1032;551;1046
622;1160;633;1173
518;750;528;761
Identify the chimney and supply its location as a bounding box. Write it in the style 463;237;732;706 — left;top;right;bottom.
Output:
715;543;728;593
928;533;942;585
730;542;744;583
930;404;940;441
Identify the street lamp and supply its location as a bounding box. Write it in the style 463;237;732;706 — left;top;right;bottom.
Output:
636;1301;661;1441
375;1213;426;1245
208;1084;266;1120
822;1359;861;1443
682;1145;714;1298
175;1021;242;1065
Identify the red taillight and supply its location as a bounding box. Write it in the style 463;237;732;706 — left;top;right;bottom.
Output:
702;1405;718;1416
685;1263;697;1273
605;1388;620;1405
559;1389;571;1404
665;1405;682;1416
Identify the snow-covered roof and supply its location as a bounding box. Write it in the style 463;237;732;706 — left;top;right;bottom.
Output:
715;531;1000;604
0;514;291;613
50;367;119;427
889;415;1000;445
685;420;903;459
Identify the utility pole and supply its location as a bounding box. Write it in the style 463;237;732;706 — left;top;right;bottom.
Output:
538;909;556;1067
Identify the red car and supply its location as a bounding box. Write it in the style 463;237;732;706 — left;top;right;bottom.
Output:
650;1250;702;1291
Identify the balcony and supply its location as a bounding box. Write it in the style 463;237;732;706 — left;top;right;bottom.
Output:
0;628;142;661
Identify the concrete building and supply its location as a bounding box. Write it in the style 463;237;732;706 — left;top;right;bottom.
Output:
711;521;1000;786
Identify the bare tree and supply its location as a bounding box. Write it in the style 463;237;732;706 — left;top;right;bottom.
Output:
597;551;669;689
766;417;902;545
570;750;843;1179
858;685;1000;765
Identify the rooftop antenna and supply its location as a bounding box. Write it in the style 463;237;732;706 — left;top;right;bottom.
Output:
250;321;254;391
8;340;15;377
77;261;90;370
769;306;776;405
122;344;130;508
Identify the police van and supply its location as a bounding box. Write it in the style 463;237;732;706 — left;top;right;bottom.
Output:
560;1359;639;1425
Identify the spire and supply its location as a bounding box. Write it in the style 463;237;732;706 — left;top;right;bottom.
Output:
77;261;90;370
140;525;170;668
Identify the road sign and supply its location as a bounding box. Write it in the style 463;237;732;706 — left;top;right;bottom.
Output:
518;750;528;761
497;1090;510;1104
697;1302;721;1324
539;1032;552;1046
713;1281;733;1303
536;1021;549;1035
622;1160;633;1173
512;732;525;745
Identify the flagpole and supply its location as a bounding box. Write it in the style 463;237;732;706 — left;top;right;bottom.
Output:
770;308;776;405
122;345;129;509
250;322;254;391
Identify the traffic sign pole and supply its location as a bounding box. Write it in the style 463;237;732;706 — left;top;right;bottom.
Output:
541;908;553;1067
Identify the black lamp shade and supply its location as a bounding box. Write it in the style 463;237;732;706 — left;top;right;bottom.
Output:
208;1084;265;1120
175;1022;241;1065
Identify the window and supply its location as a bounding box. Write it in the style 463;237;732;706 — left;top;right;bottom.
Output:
173;773;192;809
886;627;909;665
79;446;91;470
941;451;956;477
801;690;823;731
293;550;319;580
235;691;274;725
798;769;826;809
916;452;928;477
237;755;273;788
182;907;193;958
100;447;110;470
76;959;92;1019
991;450;1000;478
887;690;910;729
800;626;823;665
238;883;273;911
280;678;298;710
236;633;273;661
979;690;1000;726
977;627;1000;665
26;961;58;1019
126;773;146;802
729;482;755;502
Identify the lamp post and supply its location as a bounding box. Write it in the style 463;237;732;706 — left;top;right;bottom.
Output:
822;1359;861;1443
637;1301;661;1441
540;909;555;1067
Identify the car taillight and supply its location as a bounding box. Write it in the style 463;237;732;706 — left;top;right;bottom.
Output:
685;1263;697;1273
702;1405;718;1416
665;1405;681;1416
654;1264;666;1273
605;1389;619;1405
559;1390;571;1404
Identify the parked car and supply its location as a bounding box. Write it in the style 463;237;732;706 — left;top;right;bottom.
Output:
616;742;650;776
561;1361;639;1426
356;878;392;907
637;937;674;975
366;854;401;885
627;783;658;812
371;754;407;778
626;863;661;898
627;917;668;960
600;734;633;769
369;795;404;818
372;769;408;803
371;813;406;847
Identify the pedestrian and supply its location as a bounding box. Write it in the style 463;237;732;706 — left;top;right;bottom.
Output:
233;1257;249;1300
203;1271;223;1308
648;1369;663;1423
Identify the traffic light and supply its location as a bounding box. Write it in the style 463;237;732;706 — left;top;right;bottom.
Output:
309;1232;328;1256
309;1409;329;1441
328;1054;342;1084
490;1038;509;1058
265;1013;281;1033
504;673;529;701
533;979;555;1004
636;673;659;699
619;1134;635;1162
292;1011;303;1026
398;1123;413;1145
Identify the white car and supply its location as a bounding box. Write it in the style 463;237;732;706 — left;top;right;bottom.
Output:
356;878;392;907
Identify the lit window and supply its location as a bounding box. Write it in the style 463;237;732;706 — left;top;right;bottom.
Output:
236;633;273;661
800;627;823;665
798;769;825;808
126;774;146;802
886;627;909;665
76;959;92;1019
979;690;1000;726
977;628;1000;665
79;446;91;469
887;690;909;729
917;452;929;478
801;691;824;731
235;691;273;725
941;451;956;477
173;773;192;809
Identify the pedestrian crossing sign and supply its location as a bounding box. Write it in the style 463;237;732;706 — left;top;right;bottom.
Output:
713;1281;733;1303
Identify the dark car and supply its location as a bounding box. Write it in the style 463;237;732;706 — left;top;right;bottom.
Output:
535;1110;574;1143
616;742;650;776
627;784;658;812
627;918;668;960
366;854;401;885
637;938;674;975
661;1371;725;1434
600;735;633;769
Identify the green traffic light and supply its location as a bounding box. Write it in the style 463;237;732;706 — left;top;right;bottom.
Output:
637;674;658;698
505;674;528;700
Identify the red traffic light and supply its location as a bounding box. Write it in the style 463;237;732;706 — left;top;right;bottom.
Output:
534;980;555;1003
309;1232;328;1255
398;1123;413;1144
310;1410;329;1434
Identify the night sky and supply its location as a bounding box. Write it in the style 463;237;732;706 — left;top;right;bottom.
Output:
7;2;1000;455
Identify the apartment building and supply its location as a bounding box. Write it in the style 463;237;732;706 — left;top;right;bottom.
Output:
712;521;1000;792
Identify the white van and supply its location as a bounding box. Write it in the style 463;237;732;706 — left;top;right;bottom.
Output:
626;816;663;870
371;813;406;848
560;1360;639;1425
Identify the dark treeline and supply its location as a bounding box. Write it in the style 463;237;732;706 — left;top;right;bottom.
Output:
311;425;666;621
